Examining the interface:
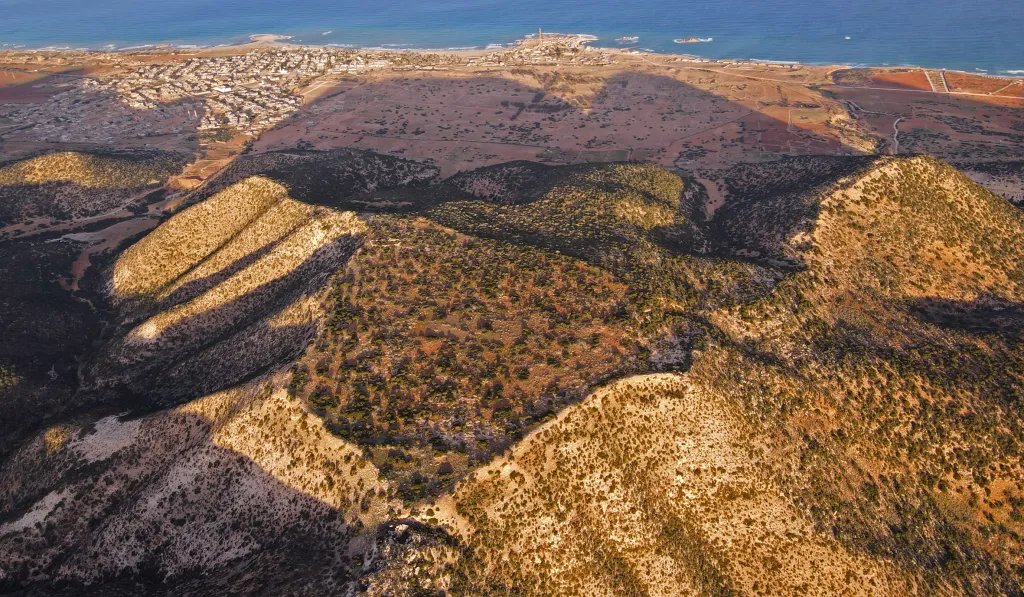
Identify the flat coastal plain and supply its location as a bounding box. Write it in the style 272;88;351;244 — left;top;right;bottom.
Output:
3;37;1023;300
3;38;1023;175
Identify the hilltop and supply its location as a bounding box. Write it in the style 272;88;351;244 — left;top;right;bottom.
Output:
422;155;1024;596
0;148;1022;596
0;151;185;232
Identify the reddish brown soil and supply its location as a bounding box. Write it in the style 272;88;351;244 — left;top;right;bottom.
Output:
944;72;1015;94
868;71;932;91
832;68;931;91
0;70;43;88
0;77;63;103
0;70;82;103
998;82;1024;99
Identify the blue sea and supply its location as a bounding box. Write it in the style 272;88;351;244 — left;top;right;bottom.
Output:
1;0;1023;75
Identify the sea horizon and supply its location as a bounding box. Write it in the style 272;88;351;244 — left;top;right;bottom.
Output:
1;0;1023;76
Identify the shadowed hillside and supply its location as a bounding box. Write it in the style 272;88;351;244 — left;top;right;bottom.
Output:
0;150;190;457
188;148;441;210
0;151;186;229
957;160;1024;207
0;375;385;595
2;150;1023;596
91;175;367;406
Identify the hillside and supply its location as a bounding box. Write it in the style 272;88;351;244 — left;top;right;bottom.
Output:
1;151;1023;596
0;374;385;594
0;151;185;229
433;161;704;270
189;148;441;210
433;374;916;597
83;149;447;410
702;156;1024;595
0;150;192;459
371;155;1019;597
289;161;778;499
91;174;366;406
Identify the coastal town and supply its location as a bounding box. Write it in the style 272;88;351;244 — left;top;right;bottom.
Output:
0;34;619;152
0;47;406;146
1;35;1022;179
467;32;614;67
84;48;401;135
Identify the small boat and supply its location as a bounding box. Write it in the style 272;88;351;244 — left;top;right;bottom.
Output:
616;36;639;43
674;37;713;44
